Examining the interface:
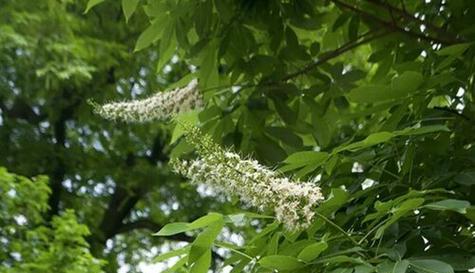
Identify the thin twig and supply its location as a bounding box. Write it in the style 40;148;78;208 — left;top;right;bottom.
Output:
314;211;360;246
281;30;391;81
433;106;471;121
214;241;254;260
364;0;462;43
400;0;407;13
201;30;390;94
384;0;397;26
358;217;390;244
332;0;456;45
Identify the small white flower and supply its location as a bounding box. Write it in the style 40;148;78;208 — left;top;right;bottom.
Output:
93;79;202;122
170;125;324;230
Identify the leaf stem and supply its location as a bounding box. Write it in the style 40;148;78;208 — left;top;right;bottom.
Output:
214;241;253;260
314;211;360;246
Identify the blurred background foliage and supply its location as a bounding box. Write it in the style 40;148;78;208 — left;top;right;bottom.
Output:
1;0;474;272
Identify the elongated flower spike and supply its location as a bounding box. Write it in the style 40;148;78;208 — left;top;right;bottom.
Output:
92;79;202;122
170;124;324;231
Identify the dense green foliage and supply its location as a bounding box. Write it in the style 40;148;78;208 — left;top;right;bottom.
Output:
0;168;104;273
1;0;475;272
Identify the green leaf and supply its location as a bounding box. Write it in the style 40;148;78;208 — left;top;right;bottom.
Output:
425;252;475;271
334;125;448;153
310;42;320;55
348;15;360;41
224;212;273;225
333;13;351;31
157;22;176;72
170;138;194;158
84;0;105;13
348;72;423;103
325;155;340;175
347;84;388;103
154;222;190;236
280;151;329;172
165;73;198;92
154;213;223;236
283;151;328;166
190;250;211;273
317;188;349;216
335;132;394;153
188;213;223;229
266;232;281;255
256;136;287;164
425;199;470;214
393;260;409;273
249;221;280;244
162;255;188;273
214;0;232;21
316;255;365;264
188;220;224;263
297;242;328;262
395;125;449;136
467;207;475;223
273;97;298;125
329;268;353;273
266;126;303;148
259;255;305;270
199;40;219;89
454;172;475;185
134;17;167;52
409;259;454;273
278;239;314;257
391;71;424;94
397;198;425;213
171;110;199;144
311;109;332;148
354;264;375;273
436;43;471;56
122;0;139;22
375;198;425;239
153;246;190;263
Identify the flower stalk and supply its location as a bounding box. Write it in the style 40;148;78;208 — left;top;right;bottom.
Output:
171;125;324;230
92;79;202;122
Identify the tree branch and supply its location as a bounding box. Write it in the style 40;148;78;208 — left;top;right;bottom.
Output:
364;0;462;43
201;31;390;94
281;30;391;82
0;97;46;123
433;106;471;121
331;0;457;45
47;89;81;220
98;185;142;240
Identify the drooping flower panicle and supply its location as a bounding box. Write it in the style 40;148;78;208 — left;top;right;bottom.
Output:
93;79;202;122
171;125;324;230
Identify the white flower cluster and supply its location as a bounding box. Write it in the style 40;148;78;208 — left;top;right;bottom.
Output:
93;79;202;122
170;125;324;230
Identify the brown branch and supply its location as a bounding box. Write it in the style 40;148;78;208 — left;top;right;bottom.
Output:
331;0;456;45
47;115;66;220
200;32;390;94
0;97;48;124
47;89;81;221
364;0;462;43
384;0;397;26
148;134;169;163
281;30;390;82
400;0;407;13
433;106;471;121
98;185;142;240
